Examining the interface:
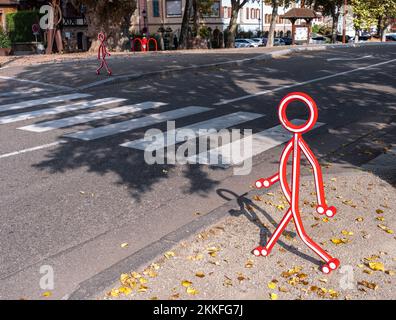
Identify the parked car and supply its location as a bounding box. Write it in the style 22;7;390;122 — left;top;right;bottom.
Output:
310;35;327;44
281;37;292;45
273;38;285;46
235;39;250;48
251;38;266;46
235;39;258;48
386;34;396;41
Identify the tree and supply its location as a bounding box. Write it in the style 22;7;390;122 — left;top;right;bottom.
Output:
265;1;293;48
76;0;136;51
370;0;396;41
225;0;249;48
179;0;216;49
351;0;376;38
308;0;344;43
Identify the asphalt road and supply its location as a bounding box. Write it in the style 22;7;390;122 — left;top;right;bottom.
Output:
0;44;395;299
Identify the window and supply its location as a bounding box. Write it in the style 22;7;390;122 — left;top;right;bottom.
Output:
166;0;182;17
246;7;249;19
251;8;255;19
223;6;228;19
153;0;160;17
203;2;220;18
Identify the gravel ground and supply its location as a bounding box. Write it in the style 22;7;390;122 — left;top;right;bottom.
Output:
101;169;395;300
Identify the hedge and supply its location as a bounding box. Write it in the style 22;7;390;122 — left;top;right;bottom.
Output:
6;10;40;43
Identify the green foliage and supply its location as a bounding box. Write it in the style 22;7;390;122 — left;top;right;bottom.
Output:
6;10;40;43
0;28;12;48
199;26;211;39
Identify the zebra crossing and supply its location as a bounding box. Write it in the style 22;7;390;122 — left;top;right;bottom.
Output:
0;93;326;166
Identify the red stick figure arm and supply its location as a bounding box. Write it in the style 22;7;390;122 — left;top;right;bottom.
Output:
298;138;336;217
255;173;280;189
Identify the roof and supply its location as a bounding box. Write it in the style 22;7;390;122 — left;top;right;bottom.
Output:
281;8;317;19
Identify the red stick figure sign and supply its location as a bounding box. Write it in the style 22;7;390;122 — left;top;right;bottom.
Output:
96;32;112;76
254;92;340;274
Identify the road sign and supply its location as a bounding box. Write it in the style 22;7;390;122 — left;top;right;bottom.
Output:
32;24;40;35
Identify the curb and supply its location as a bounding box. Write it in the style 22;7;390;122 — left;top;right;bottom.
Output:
78;42;396;90
68;192;240;300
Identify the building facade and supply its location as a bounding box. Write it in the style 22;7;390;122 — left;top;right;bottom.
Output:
0;0;18;31
131;0;306;41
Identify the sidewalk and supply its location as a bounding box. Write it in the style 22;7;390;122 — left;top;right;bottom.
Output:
1;42;394;91
100;166;395;300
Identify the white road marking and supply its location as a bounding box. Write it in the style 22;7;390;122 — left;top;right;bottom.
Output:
120;111;263;151
0;87;45;98
326;55;372;61
18;101;166;132
64;106;212;141
0;98;126;125
0;75;74;91
214;58;396;105
0;140;66;160
0;93;91;112
189;119;325;166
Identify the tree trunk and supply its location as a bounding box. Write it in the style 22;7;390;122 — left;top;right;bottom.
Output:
331;13;339;43
226;5;239;48
192;0;199;37
179;0;193;49
266;0;278;48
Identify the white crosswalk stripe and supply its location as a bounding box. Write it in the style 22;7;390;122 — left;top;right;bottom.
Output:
18;101;167;132
188;119;325;166
0;87;45;98
120;111;264;151
0;98;126;125
0;93;91;112
64;106;212;141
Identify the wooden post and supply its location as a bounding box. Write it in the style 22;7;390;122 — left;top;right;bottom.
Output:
306;19;311;45
291;19;296;45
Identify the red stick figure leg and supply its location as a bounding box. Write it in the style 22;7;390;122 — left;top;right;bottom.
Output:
253;209;293;257
96;60;104;75
103;59;112;76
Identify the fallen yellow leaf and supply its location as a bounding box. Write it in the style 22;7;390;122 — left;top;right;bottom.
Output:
268;281;277;289
181;280;193;287
245;259;254;268
376;209;384;214
195;271;205;278
120;242;129;248
164;251;175;259
341;230;354;236
186;287;199;295
270;293;278;300
368;262;385;272
331;238;348;245
108;289;119;297
118;286;132;296
42;291;52;297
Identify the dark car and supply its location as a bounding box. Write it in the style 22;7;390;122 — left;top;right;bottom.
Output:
281;37;292;45
386;34;396;41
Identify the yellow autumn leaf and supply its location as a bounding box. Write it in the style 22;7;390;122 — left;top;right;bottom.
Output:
368;262;385;272
120;242;129;248
385;270;395;276
138;285;148;293
253;195;262;201
139;277;148;284
182;280;193;287
268;282;277;289
245;259;254;268
118;286;132;296
376;209;384;214
195;271;205;278
164;251;175;259
331;238;348;245
376;216;385;221
143;268;158;278
355;217;364;222
270;293;278;300
108;289;120;297
377;224;394;234
207;246;220;257
131;272;141;279
151;263;160;270
42;291;52;297
341;230;354;236
186;287;199;295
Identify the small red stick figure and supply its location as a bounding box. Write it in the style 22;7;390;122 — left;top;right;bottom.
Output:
141;35;148;52
96;32;112;76
253;92;340;274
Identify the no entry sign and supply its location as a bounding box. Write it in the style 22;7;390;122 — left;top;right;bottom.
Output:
32;24;40;35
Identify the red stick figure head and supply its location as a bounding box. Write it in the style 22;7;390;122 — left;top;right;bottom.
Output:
278;92;318;134
98;32;106;42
